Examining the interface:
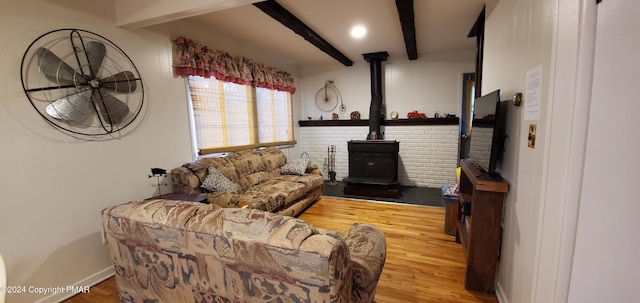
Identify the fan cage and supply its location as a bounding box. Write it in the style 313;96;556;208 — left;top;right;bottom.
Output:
20;28;144;137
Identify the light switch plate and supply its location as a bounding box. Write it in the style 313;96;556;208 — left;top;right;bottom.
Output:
528;124;537;148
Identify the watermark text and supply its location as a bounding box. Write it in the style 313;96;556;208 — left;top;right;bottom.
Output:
0;285;90;295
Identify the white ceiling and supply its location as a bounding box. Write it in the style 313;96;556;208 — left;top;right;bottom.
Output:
181;0;489;71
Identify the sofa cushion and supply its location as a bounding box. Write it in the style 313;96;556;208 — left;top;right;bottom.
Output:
209;157;241;184
105;199;219;230
275;174;324;190
255;147;287;171
241;171;276;189
201;165;241;193
220;208;318;250
228;150;265;176
236;179;308;212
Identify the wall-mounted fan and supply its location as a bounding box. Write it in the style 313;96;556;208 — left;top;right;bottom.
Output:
20;28;144;137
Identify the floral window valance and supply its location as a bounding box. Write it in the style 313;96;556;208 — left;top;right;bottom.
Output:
172;36;296;93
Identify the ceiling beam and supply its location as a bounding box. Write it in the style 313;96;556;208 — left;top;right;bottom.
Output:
468;6;485;97
395;0;417;60
467;6;485;38
253;0;353;66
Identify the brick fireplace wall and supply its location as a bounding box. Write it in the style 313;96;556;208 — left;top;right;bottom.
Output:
298;124;459;188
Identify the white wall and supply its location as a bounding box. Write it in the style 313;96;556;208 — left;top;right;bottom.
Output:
299;59;473;121
568;1;640;302
481;0;558;302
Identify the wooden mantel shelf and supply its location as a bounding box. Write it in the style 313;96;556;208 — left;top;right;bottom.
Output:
299;117;458;127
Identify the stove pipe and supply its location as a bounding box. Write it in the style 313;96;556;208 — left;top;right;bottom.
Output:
363;52;389;140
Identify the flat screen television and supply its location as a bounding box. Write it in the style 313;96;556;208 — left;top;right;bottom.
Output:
468;89;509;175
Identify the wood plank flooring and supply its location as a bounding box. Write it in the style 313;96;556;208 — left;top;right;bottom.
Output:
65;197;498;303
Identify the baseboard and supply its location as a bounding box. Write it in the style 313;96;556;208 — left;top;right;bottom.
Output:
34;267;115;303
496;281;508;303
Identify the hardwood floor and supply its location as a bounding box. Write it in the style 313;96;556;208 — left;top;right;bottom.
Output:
65;197;498;303
63;276;119;303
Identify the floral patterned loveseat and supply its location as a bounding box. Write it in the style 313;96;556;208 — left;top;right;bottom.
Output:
102;199;387;303
171;147;323;217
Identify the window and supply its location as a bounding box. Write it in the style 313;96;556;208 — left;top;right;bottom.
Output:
187;76;295;155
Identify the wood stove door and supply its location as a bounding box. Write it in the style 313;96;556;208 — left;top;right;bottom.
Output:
347;141;399;184
349;152;397;183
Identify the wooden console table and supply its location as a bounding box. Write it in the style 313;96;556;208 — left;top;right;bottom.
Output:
456;158;508;293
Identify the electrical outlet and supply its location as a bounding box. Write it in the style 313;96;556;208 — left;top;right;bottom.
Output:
528;124;537;148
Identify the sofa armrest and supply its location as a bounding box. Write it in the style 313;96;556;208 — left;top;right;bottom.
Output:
171;166;203;195
305;162;323;176
344;223;386;303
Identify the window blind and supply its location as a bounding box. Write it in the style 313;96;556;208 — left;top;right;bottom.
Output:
187;76;295;155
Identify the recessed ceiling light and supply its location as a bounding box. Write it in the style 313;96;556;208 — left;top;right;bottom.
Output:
350;25;367;39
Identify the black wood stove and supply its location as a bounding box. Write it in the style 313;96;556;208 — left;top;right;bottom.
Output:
343;51;401;198
343;140;401;198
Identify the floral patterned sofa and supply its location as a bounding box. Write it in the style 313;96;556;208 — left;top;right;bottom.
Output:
102;199;387;303
171;147;323;217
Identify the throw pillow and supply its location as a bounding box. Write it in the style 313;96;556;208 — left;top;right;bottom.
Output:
280;157;310;176
201;165;241;193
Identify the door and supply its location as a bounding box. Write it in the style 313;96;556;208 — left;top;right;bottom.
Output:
459;73;475;160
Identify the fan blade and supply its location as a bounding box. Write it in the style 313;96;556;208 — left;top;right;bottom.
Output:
45;90;93;122
94;90;129;125
85;41;105;77
36;47;83;85
102;71;137;93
